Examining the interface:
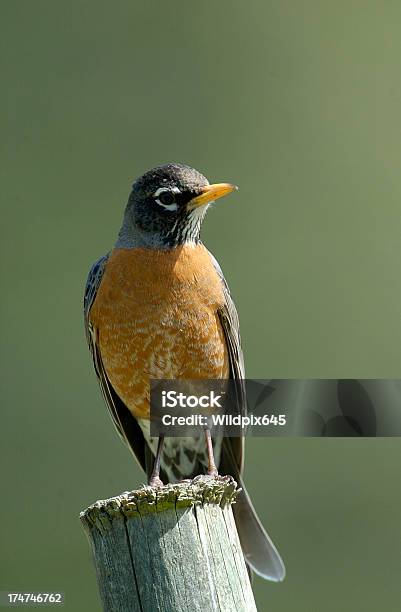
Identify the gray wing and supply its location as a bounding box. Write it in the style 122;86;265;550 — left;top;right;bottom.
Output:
209;250;286;582
208;251;246;473
84;255;147;473
211;256;245;381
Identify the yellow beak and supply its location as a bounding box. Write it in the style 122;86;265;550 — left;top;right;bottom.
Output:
187;183;238;210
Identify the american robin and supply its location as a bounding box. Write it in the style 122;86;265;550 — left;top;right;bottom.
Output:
84;163;285;581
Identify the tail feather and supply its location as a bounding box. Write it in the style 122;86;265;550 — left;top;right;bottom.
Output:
220;439;286;581
233;482;286;582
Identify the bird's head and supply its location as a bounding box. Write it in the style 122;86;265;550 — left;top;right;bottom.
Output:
118;163;237;248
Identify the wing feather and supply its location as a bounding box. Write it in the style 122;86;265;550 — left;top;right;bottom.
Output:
84;255;147;472
208;251;246;474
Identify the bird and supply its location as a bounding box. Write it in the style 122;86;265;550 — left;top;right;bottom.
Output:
84;162;285;582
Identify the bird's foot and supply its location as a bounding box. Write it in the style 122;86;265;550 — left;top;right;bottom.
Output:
148;476;164;488
207;467;219;478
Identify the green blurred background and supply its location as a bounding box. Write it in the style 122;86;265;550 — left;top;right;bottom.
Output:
2;1;401;610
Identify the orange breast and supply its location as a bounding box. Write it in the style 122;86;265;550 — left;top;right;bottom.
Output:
89;245;230;418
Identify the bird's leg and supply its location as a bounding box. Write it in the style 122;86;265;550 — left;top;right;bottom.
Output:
204;428;219;477
149;435;165;488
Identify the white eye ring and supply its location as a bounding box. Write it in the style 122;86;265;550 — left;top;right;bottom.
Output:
153;187;180;211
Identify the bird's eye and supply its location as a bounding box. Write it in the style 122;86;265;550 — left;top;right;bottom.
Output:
153;187;179;211
158;190;175;206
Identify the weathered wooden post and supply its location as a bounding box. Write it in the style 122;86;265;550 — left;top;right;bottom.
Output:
80;475;257;611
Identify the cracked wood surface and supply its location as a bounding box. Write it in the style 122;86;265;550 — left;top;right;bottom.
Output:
80;475;257;612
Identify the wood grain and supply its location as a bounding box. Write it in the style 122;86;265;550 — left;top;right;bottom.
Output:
80;476;257;612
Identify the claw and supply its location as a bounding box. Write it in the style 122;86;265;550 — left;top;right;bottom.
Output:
149;476;164;488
